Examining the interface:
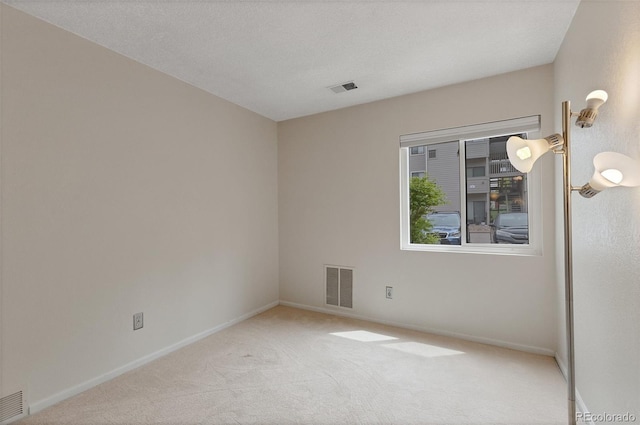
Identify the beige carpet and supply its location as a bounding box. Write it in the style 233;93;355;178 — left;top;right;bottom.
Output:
16;306;567;425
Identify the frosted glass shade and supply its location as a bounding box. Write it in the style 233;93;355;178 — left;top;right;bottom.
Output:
585;90;608;109
588;151;640;191
506;134;564;173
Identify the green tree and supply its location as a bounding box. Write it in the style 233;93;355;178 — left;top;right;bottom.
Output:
409;176;447;244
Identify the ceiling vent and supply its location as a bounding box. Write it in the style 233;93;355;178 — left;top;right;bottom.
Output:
328;81;358;94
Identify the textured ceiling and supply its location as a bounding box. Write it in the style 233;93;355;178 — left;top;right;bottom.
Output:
2;1;580;121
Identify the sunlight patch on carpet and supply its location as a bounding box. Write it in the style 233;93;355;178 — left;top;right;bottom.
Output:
330;330;398;342
382;341;465;358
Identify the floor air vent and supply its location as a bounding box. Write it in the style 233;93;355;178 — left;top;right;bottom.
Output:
0;391;23;423
325;266;353;308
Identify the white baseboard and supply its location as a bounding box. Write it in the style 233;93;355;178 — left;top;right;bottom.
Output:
554;352;593;425
575;392;593;425
27;300;279;416
279;300;555;357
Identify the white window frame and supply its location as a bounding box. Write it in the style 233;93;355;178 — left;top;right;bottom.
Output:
399;116;542;256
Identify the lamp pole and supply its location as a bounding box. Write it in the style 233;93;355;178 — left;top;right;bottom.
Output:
508;92;637;424
561;100;576;425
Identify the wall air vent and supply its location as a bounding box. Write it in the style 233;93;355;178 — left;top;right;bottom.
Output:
0;391;24;423
328;81;358;94
325;265;353;308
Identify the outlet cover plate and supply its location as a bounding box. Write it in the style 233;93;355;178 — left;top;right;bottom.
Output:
133;312;143;330
386;286;393;299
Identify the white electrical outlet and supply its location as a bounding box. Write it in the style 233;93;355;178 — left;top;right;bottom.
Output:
133;312;143;330
386;286;393;299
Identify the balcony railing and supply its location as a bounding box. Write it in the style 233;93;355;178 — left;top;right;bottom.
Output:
489;152;519;175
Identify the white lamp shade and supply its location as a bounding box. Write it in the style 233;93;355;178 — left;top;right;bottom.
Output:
585;90;608;109
507;136;553;173
588;152;640;191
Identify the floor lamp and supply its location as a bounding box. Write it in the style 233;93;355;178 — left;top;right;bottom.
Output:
505;91;640;425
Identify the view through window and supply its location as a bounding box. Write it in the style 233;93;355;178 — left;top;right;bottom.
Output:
406;134;530;246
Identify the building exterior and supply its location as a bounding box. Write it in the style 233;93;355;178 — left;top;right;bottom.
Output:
409;134;528;227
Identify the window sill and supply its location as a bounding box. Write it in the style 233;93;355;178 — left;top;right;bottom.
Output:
401;243;541;257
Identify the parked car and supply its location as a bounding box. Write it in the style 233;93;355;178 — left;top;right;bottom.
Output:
492;212;529;244
426;212;461;245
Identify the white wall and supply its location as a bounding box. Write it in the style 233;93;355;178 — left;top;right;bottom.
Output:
278;65;558;353
0;4;279;410
554;1;640;417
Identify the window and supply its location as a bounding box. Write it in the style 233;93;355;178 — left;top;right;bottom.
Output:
467;166;485;177
399;116;541;254
410;146;425;155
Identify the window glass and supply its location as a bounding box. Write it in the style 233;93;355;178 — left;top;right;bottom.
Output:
405;133;529;247
467;166;485;177
408;141;460;245
465;134;528;244
410;146;425;155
